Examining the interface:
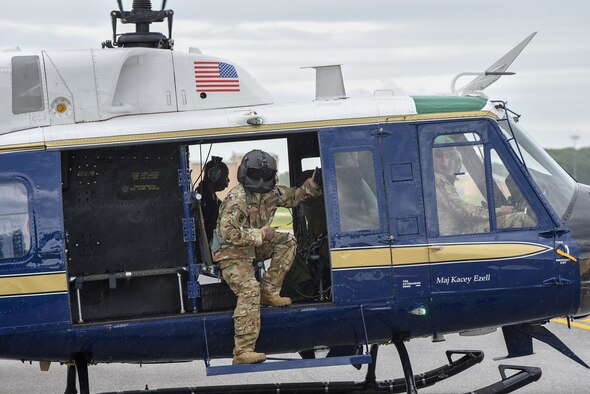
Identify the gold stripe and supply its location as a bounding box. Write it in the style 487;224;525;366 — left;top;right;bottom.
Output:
428;243;550;263
392;246;430;265
0;273;67;296
384;111;496;122
0;111;493;153
331;242;550;269
331;247;395;269
331;246;431;269
0;142;46;152
552;318;590;331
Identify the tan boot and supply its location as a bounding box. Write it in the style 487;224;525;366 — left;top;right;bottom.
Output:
232;351;266;365
260;292;292;307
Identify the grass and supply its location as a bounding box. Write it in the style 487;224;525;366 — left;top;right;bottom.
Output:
271;207;293;230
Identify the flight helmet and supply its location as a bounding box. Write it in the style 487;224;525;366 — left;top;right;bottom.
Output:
434;147;462;180
203;156;229;192
238;150;277;193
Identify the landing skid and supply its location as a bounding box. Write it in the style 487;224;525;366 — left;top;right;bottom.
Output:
96;346;540;394
471;365;542;394
64;353;90;394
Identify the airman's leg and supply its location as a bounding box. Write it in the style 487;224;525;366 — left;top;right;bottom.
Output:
219;258;266;364
257;232;297;306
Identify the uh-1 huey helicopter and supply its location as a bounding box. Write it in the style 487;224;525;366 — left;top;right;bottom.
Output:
0;0;589;393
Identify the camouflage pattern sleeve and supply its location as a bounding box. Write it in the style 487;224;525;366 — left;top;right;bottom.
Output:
218;186;264;247
435;173;488;220
275;177;322;209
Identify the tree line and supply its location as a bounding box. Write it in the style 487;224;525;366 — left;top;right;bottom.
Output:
547;147;590;184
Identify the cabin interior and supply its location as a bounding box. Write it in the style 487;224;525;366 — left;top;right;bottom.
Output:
61;130;331;324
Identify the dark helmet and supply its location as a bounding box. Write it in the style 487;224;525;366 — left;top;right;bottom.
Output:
238;149;277;193
203;156;229;192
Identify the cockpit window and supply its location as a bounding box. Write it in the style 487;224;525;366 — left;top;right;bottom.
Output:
0;182;31;259
433;140;490;236
490;149;538;228
498;121;576;218
12;56;44;114
434;132;481;144
432;132;537;236
334;150;379;232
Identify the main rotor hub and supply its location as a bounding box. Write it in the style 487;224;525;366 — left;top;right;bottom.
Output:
102;0;174;49
133;0;153;10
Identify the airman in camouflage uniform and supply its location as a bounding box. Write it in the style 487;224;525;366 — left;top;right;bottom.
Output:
196;156;230;242
434;147;535;236
212;149;322;364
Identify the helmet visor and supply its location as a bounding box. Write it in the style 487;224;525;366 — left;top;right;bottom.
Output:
247;167;276;181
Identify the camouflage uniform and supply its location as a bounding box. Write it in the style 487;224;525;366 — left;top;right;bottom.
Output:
435;172;536;235
435;172;489;235
497;208;536;229
213;177;322;356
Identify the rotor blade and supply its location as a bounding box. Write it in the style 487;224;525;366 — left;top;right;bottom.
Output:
458;32;536;95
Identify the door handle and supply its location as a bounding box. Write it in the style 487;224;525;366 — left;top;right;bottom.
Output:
429;246;444;251
378;236;395;244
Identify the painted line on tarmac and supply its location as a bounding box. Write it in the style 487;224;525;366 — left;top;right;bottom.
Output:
551;318;590;330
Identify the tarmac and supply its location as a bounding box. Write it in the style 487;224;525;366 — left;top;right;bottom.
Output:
0;319;588;393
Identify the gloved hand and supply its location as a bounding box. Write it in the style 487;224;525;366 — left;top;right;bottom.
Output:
497;205;514;216
261;225;276;241
313;167;322;186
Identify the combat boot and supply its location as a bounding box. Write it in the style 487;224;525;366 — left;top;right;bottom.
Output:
260;292;292;307
232;351;266;365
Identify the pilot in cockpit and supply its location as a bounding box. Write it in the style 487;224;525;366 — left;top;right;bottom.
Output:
433;146;535;235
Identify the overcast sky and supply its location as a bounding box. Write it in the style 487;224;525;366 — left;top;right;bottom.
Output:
1;0;589;150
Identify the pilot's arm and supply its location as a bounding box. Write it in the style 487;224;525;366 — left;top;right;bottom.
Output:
275;170;322;209
496;206;514;216
435;173;488;220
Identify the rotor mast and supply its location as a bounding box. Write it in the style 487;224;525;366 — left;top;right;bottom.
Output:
103;0;174;49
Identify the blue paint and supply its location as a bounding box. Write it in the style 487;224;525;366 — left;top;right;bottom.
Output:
0;116;584;368
319;125;394;304
0;294;70;335
178;146;200;312
0;303;417;362
0;151;70;335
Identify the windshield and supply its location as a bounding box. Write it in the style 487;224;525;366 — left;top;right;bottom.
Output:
498;120;576;219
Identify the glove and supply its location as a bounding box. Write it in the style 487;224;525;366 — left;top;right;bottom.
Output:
313;167;322;186
261;226;276;241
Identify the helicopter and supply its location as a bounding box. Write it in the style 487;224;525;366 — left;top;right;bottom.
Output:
0;1;588;393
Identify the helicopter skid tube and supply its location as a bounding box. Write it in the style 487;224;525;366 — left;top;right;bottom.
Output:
470;365;542;394
98;350;487;394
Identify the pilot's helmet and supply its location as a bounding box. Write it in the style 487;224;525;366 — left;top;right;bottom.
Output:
238;149;277;193
433;144;462;180
203;156;229;192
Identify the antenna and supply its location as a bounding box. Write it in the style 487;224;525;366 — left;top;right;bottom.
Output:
451;32;537;96
102;0;174;49
302;65;347;101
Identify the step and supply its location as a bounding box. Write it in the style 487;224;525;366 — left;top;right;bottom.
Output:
206;353;372;376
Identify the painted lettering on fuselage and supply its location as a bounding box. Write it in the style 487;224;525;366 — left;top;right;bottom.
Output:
436;274;491;286
402;279;422;289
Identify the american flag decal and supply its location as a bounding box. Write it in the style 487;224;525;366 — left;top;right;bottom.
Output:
194;61;240;92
